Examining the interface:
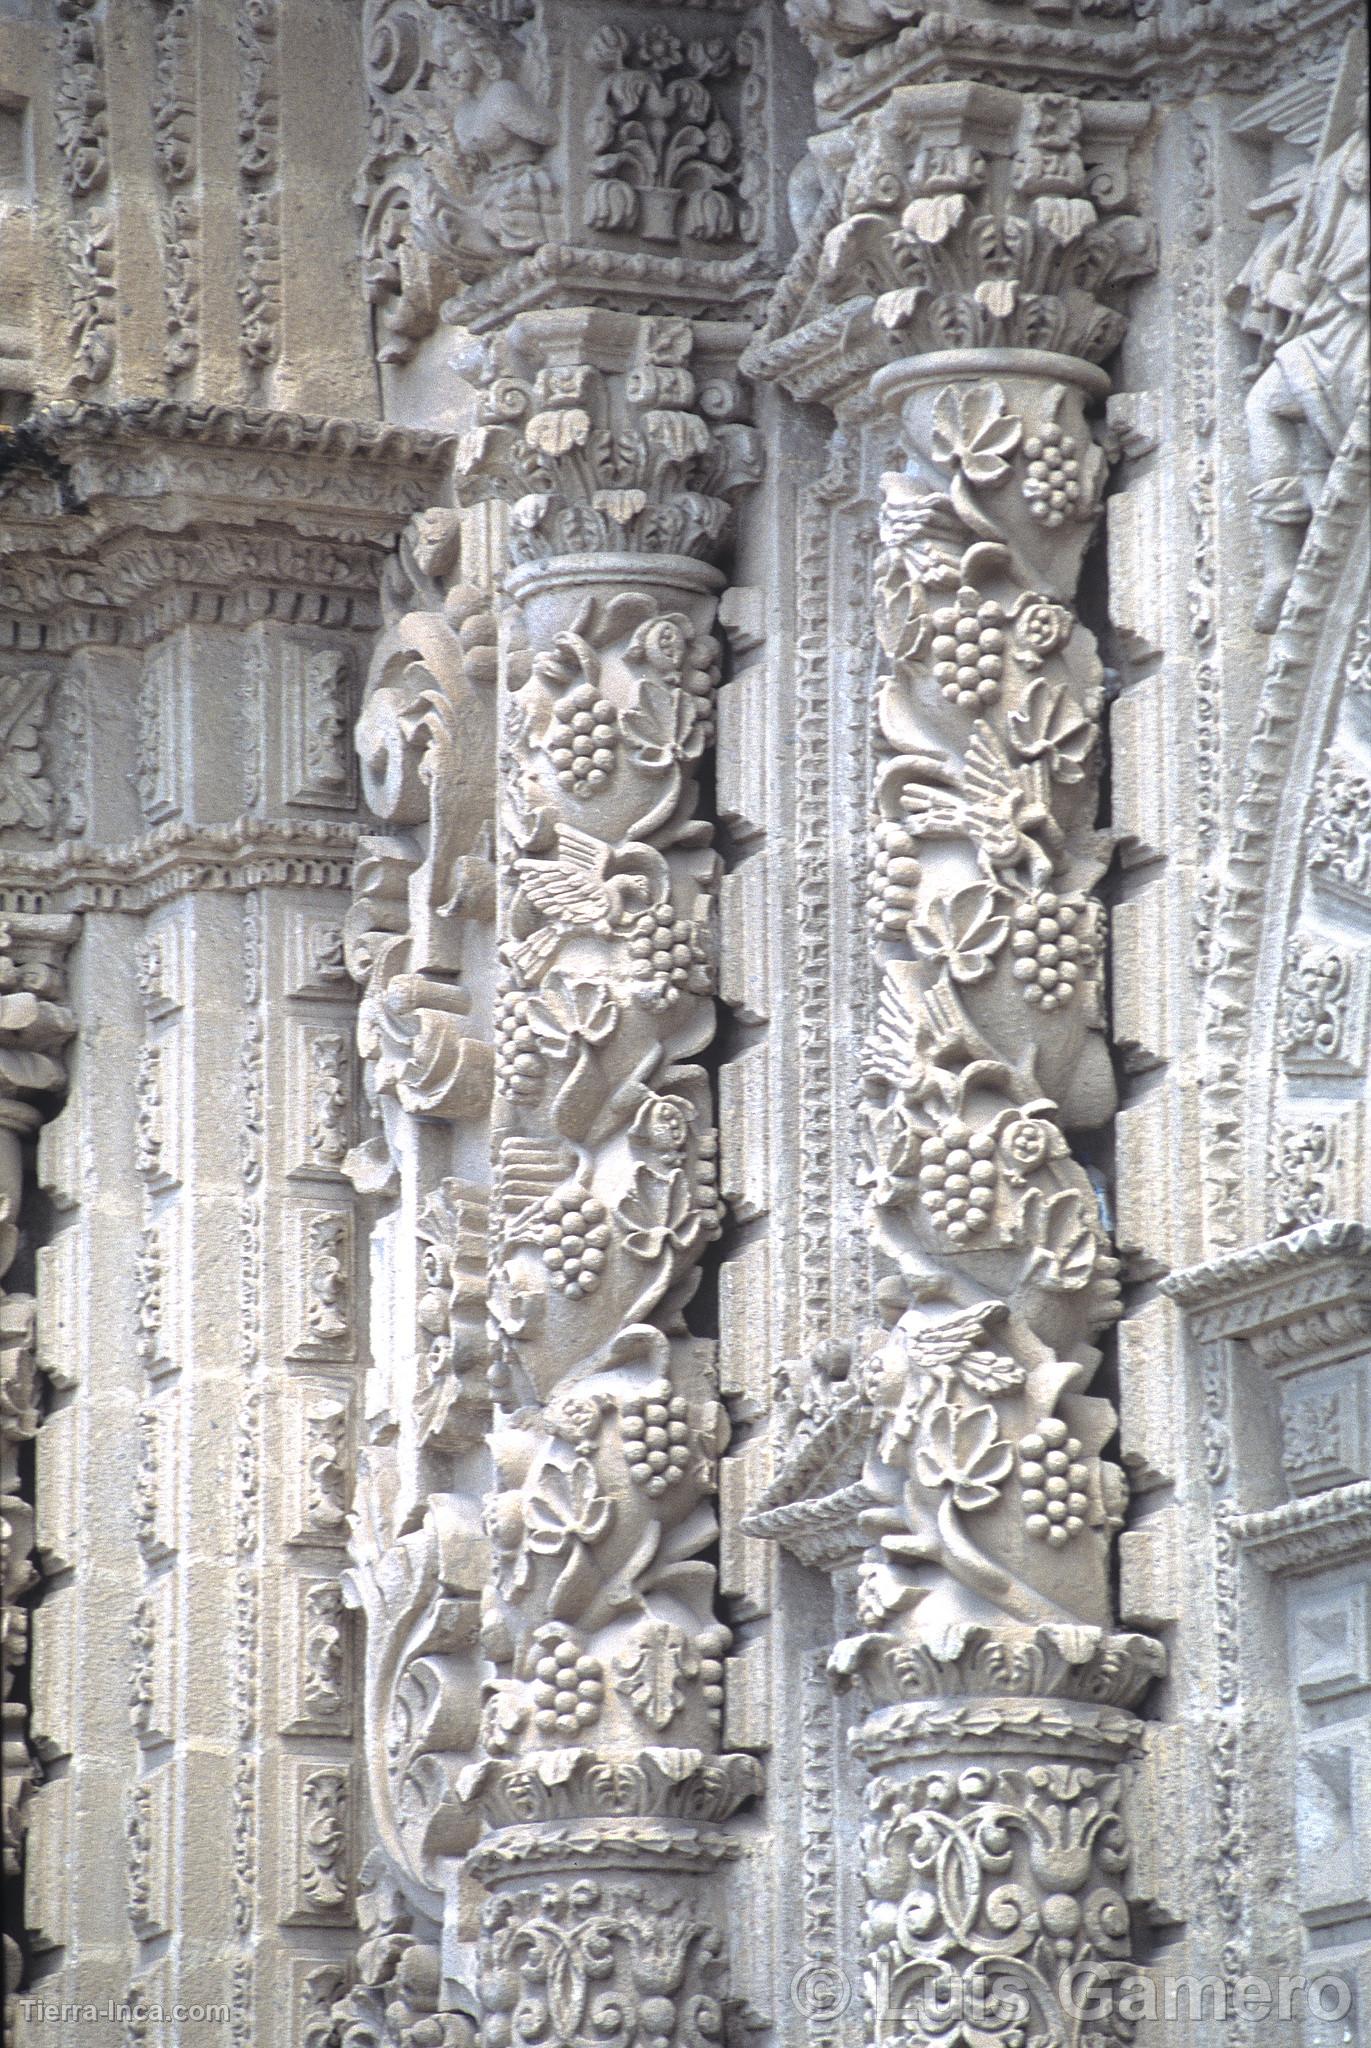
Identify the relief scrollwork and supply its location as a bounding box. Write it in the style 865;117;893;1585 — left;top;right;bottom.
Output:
1229;31;1369;630
346;511;498;1141
345;1492;490;1930
582;25;758;250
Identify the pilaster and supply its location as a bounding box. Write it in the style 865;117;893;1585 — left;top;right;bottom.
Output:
0;402;450;2048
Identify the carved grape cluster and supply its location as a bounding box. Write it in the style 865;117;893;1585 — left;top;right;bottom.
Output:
529;1625;604;1736
868;818;920;940
930;590;1007;710
700;1648;725;1724
619;1378;692;1498
1009;892;1094;1011
494;988;547;1101
1022;421;1083;527
697;1127;725;1236
918;1121;998;1244
539;1190;610;1297
547;682;618;796
627;903;710;1009
1019;1417;1089;1547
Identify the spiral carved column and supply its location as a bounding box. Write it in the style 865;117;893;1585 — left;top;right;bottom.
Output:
455;307;762;2048
744;86;1165;2048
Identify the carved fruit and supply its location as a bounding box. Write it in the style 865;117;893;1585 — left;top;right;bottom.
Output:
1009;891;1095;1011
917;1122;998;1243
1019;1416;1088;1546
929;587;1007;709
1022;420;1083;527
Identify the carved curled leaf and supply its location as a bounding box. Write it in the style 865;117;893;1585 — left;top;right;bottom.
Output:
643;409;712;461
525;408;592;455
592;488;648;525
901;192;970;245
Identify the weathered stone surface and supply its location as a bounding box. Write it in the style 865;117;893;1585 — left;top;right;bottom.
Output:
0;3;1367;2045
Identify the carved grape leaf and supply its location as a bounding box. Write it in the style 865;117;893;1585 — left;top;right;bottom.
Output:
615;1163;694;1260
912;1401;1013;1512
910;883;1009;984
1021;1188;1100;1292
621;675;706;770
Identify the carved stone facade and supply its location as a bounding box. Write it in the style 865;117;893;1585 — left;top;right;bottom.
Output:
0;4;1367;2047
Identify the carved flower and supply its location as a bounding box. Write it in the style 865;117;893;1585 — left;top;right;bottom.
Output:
637;26;683;70
929;384;1022;488
627;614;691;676
629;1092;695;1157
910;883;1010;984
1014;601;1075;661
996;1112;1065;1181
587;24;632;68
913;1402;1013;1512
615;1163;695;1261
686;36;733;79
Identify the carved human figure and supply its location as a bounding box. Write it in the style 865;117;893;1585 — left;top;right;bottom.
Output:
432;17;556;260
1234;128;1370;629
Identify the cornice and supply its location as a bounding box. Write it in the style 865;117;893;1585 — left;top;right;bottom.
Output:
1163;1222;1371;1364
1232;1480;1371;1576
1162;1222;1371;1309
0;402;457;649
19;400;454;469
797;0;1360;124
0;818;360;915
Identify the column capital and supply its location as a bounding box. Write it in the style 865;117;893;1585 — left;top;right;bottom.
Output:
747;84;1153;408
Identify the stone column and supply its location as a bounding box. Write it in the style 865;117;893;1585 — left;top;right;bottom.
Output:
743;83;1163;2047
452;304;764;2048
